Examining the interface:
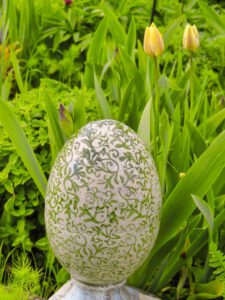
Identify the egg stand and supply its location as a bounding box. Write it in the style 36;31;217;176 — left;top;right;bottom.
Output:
46;120;161;300
48;278;159;299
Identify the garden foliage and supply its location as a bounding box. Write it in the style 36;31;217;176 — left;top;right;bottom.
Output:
1;0;225;299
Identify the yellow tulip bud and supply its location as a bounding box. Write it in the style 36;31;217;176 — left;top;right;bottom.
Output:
143;23;164;57
183;23;199;52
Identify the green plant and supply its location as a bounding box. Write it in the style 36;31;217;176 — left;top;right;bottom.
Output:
209;243;225;292
1;1;225;299
0;80;98;296
0;253;42;300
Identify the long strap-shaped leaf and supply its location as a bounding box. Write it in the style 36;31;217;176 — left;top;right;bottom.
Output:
152;206;225;292
131;130;225;287
43;88;66;162
94;72;113;119
0;100;47;198
156;130;225;251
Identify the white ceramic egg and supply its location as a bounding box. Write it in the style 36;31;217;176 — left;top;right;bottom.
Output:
45;120;161;285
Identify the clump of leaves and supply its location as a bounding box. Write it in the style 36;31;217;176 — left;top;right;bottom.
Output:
0;87;50;252
187;243;225;299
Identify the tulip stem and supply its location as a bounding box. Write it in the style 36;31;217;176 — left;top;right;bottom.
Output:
152;56;159;162
190;53;194;120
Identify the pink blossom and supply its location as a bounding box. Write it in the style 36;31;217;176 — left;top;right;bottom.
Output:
64;0;73;5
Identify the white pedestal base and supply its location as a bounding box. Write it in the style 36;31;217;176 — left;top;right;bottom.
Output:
48;279;160;300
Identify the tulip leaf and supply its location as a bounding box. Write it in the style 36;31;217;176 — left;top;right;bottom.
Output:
138;100;151;150
156;130;225;251
118;78;135;122
131;130;225;287
164;14;186;45
10;46;24;94
146;208;225;292
204;108;225;137
186;119;207;157
125;17;136;61
94;72;113;119
199;1;225;34
85;17;108;88
43;89;66;163
102;5;126;46
191;194;214;239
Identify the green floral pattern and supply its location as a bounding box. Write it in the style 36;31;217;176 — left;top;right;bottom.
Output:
45;120;161;285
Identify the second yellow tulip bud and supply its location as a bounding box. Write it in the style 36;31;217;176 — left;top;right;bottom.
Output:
183;23;199;52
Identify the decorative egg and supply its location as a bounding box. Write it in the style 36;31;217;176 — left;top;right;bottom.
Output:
45;120;161;285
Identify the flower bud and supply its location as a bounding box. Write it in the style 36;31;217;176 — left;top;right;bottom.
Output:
143;23;164;57
183;24;199;52
64;0;73;5
59;104;74;137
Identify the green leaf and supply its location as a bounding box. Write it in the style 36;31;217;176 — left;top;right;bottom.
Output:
125;17;136;61
94;72;113;119
204;108;225;137
158;110;173;190
137;100;151;150
17;219;25;234
187;292;222;300
10;46;24;94
43;89;66;162
0;100;47;198
56;268;70;285
132;131;225;287
102;5;126;45
73;93;87;132
150;227;188;292
191;194;214;239
163;15;186;45
118;78;134;122
156;130;225;251
35;237;49;251
170;103;181;168
145;208;225;291
195;280;224;297
119;46;146;108
4;196;15;213
59;104;74;137
85;17;108;88
199;1;225;34
4;180;14;194
186;119;207;157
209;243;225;281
